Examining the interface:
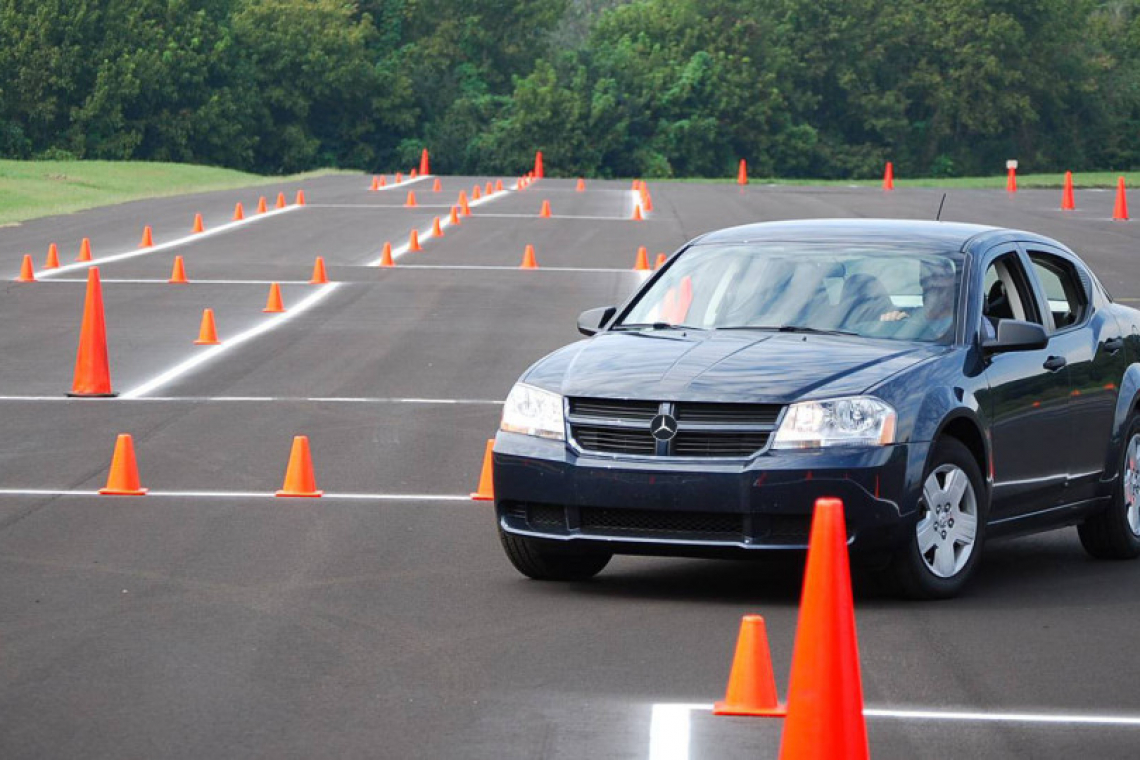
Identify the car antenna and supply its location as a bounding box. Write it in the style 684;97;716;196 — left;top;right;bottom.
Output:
935;193;947;221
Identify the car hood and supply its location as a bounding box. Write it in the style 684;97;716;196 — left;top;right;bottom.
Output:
524;330;941;403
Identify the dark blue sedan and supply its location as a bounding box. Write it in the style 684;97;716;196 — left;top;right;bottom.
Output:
492;219;1140;598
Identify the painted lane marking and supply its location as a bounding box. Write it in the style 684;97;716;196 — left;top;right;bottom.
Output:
648;703;1140;760
443;213;654;221
43;279;312;285
119;283;340;398
365;187;513;266
369;264;647;274
0;489;470;501
0;395;502;404
36;205;302;278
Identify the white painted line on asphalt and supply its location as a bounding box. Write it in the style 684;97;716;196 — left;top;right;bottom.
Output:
369;264;645;274
0;395;502;404
648;702;1140;759
119;283;341;398
364;186;513;266
308;203;458;209
453;213;650;221
0;488;472;501
36;205;302;278
44;279;311;285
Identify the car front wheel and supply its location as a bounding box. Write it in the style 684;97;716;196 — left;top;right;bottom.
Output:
1078;415;1140;560
889;438;987;599
498;528;612;581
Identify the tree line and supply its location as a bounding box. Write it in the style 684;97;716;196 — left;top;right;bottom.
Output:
1;0;1137;179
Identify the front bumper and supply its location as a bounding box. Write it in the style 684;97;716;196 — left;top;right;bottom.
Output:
493;431;925;557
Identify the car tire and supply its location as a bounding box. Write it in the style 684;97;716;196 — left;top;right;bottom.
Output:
1078;415;1140;560
889;437;987;600
498;528;612;581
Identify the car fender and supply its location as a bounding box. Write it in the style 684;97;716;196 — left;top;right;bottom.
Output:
1105;362;1140;479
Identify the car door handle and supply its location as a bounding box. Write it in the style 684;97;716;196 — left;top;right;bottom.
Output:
1103;337;1124;354
1043;355;1067;371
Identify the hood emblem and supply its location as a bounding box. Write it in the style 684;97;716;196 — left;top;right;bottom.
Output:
650;414;679;441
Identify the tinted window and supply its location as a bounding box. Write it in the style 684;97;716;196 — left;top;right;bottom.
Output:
1027;252;1088;330
618;244;964;343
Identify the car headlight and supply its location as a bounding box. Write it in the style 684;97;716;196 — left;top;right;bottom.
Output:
500;383;565;441
772;396;896;449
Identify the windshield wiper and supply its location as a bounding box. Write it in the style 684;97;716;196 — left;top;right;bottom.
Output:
715;324;858;336
611;322;705;332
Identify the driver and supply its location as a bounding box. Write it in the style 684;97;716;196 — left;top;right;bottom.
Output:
880;260;956;340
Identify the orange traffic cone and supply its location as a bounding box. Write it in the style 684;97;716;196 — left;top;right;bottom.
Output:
470;439;495;500
98;434;147;495
534;150;545;179
295;189;306;206
520;244;539;269
632;205;644;221
194;308;220;345
714;615;786;716
1006;166;1017;193
405;191;418;207
192;213;204;233
139;225;154;248
460;192;471;216
310;256;329;284
276;435;323;497
379;242;395;267
69;267;114;396
634;246;650;271
576;178;586;192
655;253;667;269
45;243;60;269
1113;177;1129;221
371;176;380;191
276;192;287;209
432;178;442;193
495;179;503;192
472;185;482;200
539;200;552;218
738;158;748;186
410;168;418;179
1061;171;1075;211
77;237;92;262
778;498;868;760
449;206;461;225
420;148;430;176
432;217;444;237
264;282;285;313
16;254;35;282
484;181;493;196
168;255;188;284
409;229;423;252
883;161;895;191
378;175;387;187
257;196;268;214
395;172;403;184
233;202;245;221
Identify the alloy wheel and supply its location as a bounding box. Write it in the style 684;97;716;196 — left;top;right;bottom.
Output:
917;464;979;578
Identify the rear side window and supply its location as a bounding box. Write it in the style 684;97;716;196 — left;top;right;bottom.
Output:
1027;252;1088;330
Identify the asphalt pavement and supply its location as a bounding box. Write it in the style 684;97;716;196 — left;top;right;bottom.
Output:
1;174;1139;759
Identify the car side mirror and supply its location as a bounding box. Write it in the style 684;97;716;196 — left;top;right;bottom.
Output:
982;318;1048;353
577;306;617;336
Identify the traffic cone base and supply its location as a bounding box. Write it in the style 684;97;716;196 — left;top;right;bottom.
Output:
713;615;786;717
264;282;286;313
470;439;495;500
99;434;147;495
194;308;220;345
169;255;188;284
17;255;35;282
277;435;322;497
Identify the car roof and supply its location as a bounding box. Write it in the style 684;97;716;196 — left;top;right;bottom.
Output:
690;218;1056;252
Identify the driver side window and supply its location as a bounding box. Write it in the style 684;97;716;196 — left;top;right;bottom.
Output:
982;255;1038;337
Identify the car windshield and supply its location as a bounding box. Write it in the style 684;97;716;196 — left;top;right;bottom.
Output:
616;243;965;344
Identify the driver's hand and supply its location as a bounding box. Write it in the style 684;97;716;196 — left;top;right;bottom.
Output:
880;310;908;322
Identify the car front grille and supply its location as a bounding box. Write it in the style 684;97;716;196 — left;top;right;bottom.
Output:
580;507;743;538
567;397;782;459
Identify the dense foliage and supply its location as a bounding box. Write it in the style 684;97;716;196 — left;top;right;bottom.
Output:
1;0;1138;178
